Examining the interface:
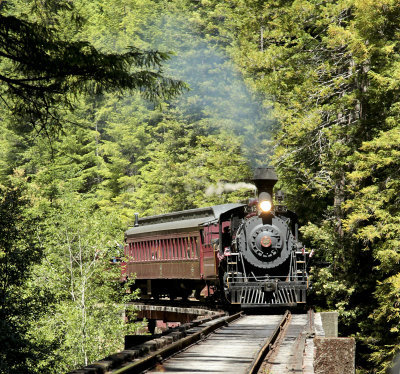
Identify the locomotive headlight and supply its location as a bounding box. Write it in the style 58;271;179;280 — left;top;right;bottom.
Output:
260;200;272;212
258;192;272;213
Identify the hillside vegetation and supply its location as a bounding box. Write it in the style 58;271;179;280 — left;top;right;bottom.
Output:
1;1;399;372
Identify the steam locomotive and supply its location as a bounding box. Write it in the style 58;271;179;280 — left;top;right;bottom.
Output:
124;167;309;307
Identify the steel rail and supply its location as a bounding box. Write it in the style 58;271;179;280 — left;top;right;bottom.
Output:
112;311;243;374
247;310;292;374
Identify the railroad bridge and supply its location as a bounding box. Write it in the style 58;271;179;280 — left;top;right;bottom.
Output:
70;304;355;374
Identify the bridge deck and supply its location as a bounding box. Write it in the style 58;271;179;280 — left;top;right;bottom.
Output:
147;315;283;374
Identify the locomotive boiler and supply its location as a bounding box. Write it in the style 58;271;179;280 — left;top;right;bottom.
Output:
124;167;309;307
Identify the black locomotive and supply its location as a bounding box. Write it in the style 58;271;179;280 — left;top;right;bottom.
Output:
219;167;309;307
124;167;309;308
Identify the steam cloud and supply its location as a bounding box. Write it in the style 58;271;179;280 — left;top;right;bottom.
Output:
146;14;274;167
206;182;256;196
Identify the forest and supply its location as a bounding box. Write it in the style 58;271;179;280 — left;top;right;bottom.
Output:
0;0;399;373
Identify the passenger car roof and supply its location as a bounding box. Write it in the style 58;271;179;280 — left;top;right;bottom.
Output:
125;203;246;237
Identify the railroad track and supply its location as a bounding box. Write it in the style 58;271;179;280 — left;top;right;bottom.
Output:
71;309;313;374
123;311;307;374
141;312;296;374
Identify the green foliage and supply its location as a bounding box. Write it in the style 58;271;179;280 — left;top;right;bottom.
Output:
0;1;255;372
184;0;400;371
119;3;274;167
368;275;400;373
130;120;252;216
26;193;140;372
0;3;185;135
0;183;49;374
344;127;400;371
8;0;400;372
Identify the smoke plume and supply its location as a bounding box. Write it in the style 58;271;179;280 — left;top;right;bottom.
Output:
205;182;256;196
145;14;274;167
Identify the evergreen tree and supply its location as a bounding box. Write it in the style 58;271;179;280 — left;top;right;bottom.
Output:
184;0;400;371
0;182;50;373
0;2;185;135
345;128;400;372
130;119;252;216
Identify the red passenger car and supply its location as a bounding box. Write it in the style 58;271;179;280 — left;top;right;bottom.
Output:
124;204;245;300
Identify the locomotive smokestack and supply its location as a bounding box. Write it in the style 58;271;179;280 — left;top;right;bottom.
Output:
253;167;278;197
